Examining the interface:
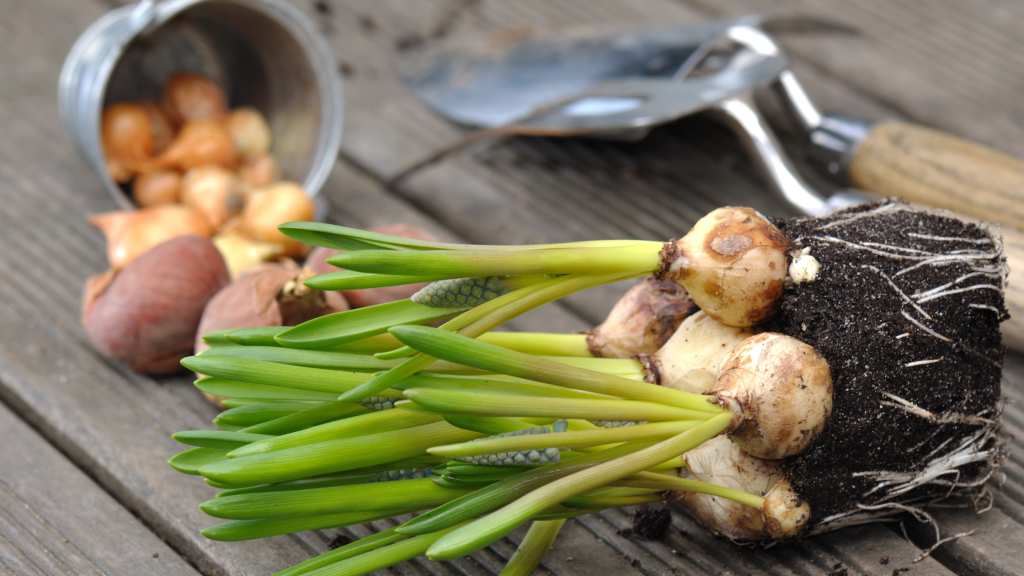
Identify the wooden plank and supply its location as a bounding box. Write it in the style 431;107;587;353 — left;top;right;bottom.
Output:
679;0;1024;158
0;400;201;576
3;1;1024;576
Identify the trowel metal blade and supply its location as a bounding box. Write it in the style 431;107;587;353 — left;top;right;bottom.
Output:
400;21;739;129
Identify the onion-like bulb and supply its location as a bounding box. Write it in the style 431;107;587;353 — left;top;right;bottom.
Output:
760;476;811;539
101;103;153;175
161;72;228;126
138;101;175;156
212;231;285;278
586;277;697;359
241;182;315;258
671;436;783;540
639;311;758;393
179;166;245;230
662;207;790;327
148;119;238;172
710;333;833;460
132;170;181;207
238;152;279;187
89;204;212;270
225;107;272;156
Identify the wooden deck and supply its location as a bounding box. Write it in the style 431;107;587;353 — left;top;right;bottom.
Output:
2;0;1024;575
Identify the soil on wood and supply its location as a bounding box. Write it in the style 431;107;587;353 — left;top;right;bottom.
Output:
630;507;673;540
765;200;1007;527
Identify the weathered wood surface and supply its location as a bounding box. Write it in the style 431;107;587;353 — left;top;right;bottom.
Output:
1;0;1024;575
0;400;201;576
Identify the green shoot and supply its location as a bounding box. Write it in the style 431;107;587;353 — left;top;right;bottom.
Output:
396;439;660;536
169;448;229;475
241;402;371;436
200;421;484;486
499;519;565;576
203;509;421;542
278;220;657;253
389;325;724;413
430;420;702;457
196;378;343;402
173;430;272;450
401;389;713;422
426;413;732;559
275;300;465;350
202;478;475;520
327;245;661;278
216;402;322;428
230;410;442;458
270;528;406;576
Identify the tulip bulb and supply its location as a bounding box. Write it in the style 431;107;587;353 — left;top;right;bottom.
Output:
89;204;212;270
225;107;272;156
238;152;279;188
161;72;228;126
711;333;833;460
212;231;285;278
149;119;238;173
180;166;245;230
101;103;154;172
131;169;181;207
241;182;315;258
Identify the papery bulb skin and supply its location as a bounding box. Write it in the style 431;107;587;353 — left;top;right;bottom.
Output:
587;277;697;359
711;333;833;460
670;436;783;540
639;311;758;393
663;207;790;327
761;477;811;539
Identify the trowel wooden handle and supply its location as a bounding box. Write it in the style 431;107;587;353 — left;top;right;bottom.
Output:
999;227;1024;353
849;121;1024;232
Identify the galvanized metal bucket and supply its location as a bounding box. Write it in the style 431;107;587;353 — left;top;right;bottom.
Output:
59;0;344;211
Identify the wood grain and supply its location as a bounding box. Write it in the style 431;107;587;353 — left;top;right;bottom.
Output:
850;122;1024;232
0;400;200;576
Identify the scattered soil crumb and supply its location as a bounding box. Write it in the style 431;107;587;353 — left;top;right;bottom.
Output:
893;568;910;576
827;564;848;576
328;534;353;550
616;527;633;538
313;0;330;15
880;556;890;565
338;61;354;78
631;507;672;540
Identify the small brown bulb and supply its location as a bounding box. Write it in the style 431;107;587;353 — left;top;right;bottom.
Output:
238;152;279;187
241;182;315;258
664;207;790;327
149;119;238;172
225;107;272;156
101;103;153;169
711;333;832;460
162;72;228;126
586;277;697;359
132;170;181;207
180;166;245;230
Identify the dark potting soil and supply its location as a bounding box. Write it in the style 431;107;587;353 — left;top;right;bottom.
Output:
764;200;1007;526
629;506;673;540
